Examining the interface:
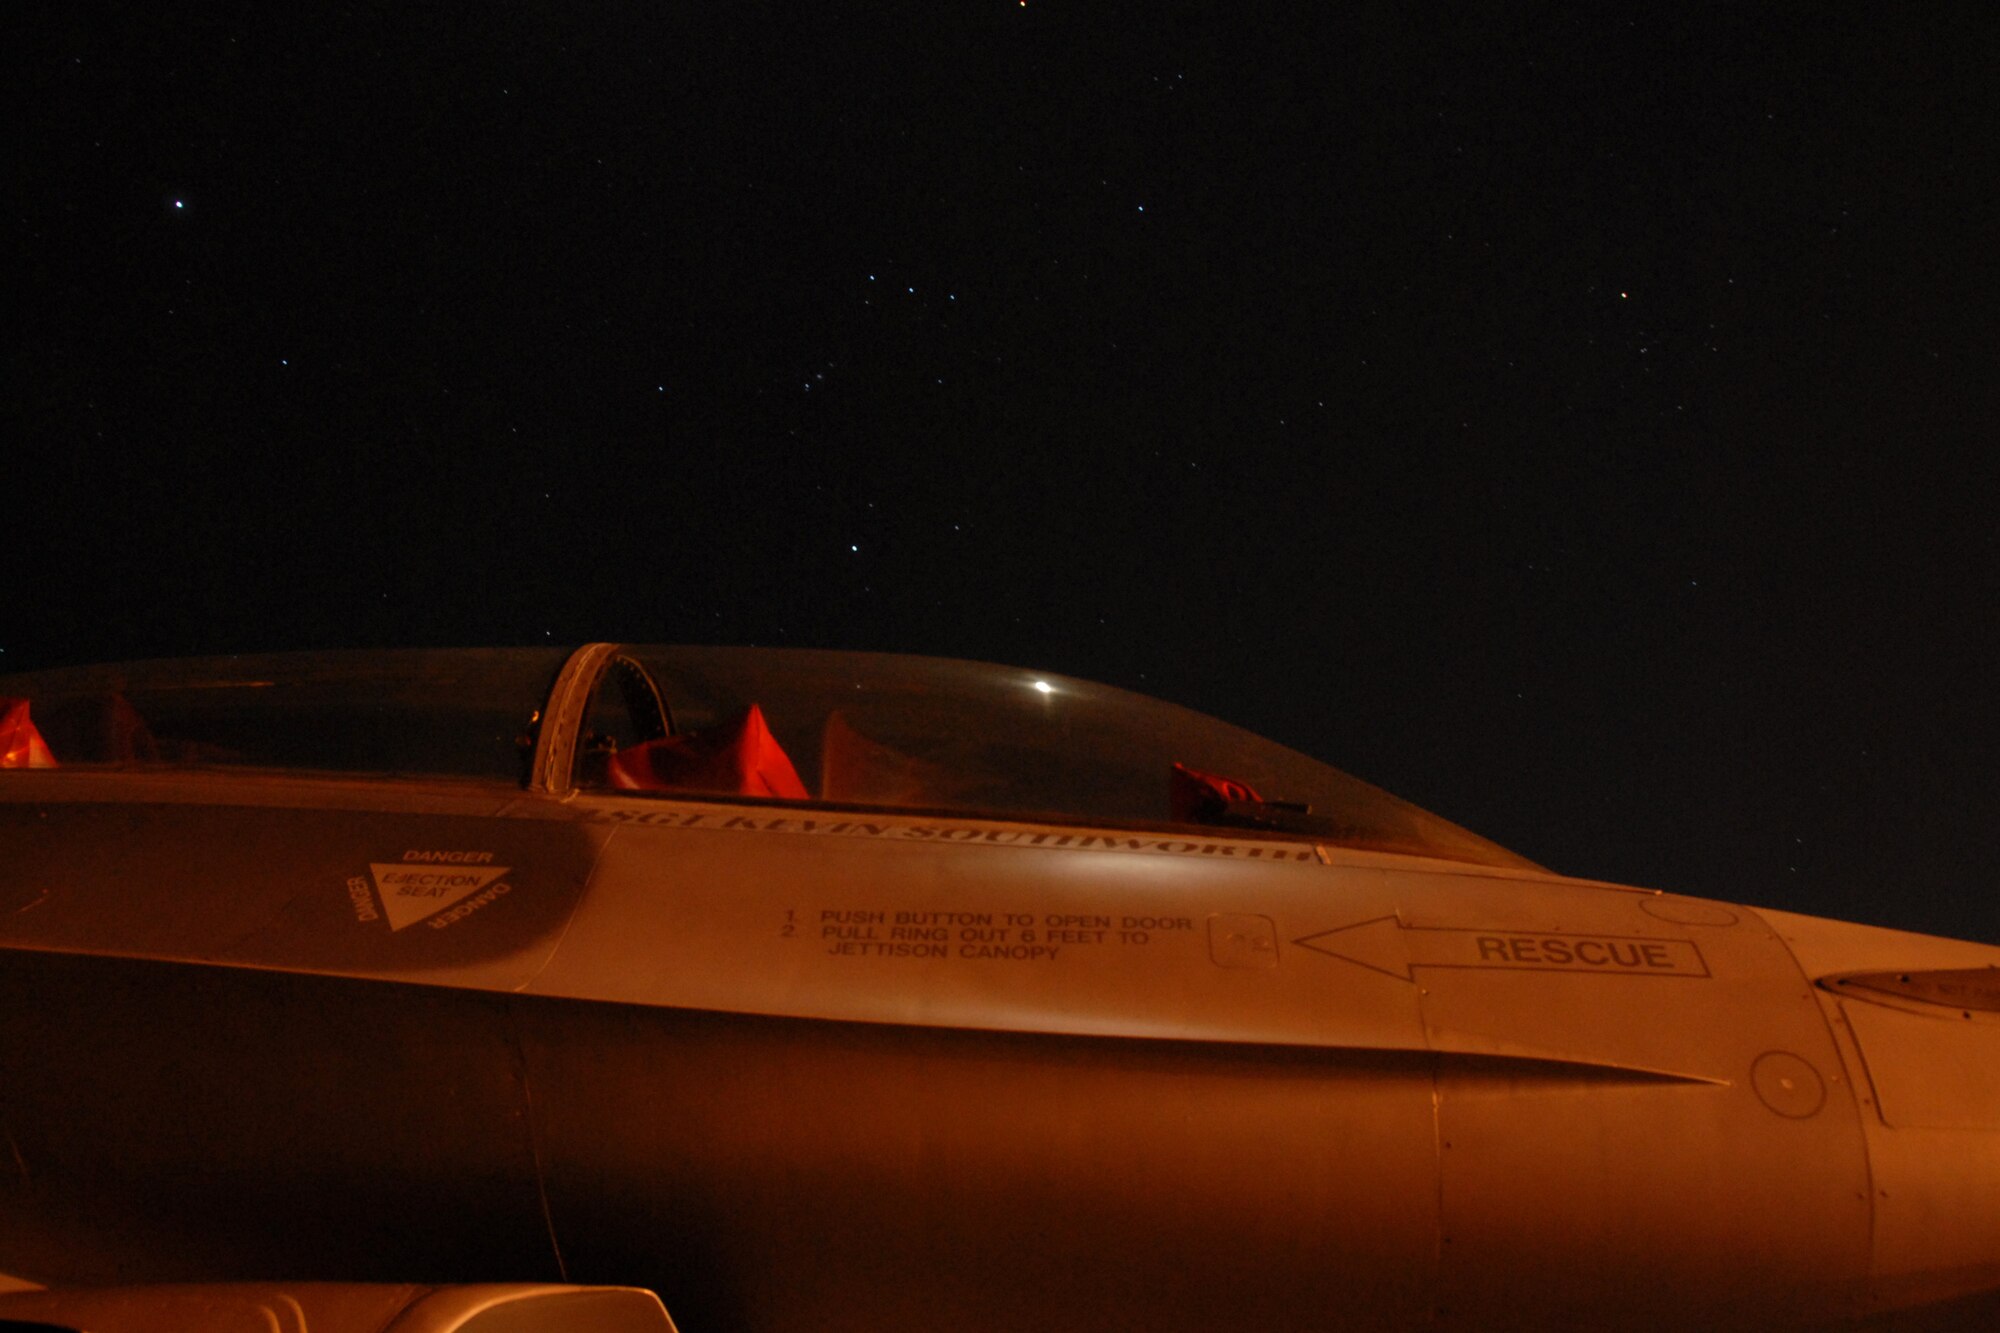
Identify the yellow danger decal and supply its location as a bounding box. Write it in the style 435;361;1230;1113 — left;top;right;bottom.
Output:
368;859;510;931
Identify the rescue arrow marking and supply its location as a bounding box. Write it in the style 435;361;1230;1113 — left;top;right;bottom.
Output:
1292;916;1710;983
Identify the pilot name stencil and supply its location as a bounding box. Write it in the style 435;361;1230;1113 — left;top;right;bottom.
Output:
598;805;1318;861
348;850;513;931
1295;916;1711;981
799;908;1195;962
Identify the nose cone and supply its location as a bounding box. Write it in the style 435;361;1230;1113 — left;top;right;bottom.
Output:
1766;912;2000;1324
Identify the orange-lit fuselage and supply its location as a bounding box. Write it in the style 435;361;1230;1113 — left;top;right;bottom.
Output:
2;777;1998;1330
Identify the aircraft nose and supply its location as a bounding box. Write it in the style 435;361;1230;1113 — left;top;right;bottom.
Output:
1826;967;2000;1319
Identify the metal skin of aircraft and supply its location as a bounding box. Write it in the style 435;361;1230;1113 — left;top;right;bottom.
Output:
0;643;1996;1333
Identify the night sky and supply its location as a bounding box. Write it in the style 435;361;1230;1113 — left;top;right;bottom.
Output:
11;8;1997;941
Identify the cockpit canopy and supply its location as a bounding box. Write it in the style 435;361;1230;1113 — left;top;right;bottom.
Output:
0;645;1532;869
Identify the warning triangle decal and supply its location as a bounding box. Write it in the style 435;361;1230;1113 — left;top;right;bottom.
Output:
369;862;510;932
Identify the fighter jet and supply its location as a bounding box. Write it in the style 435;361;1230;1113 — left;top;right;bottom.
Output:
0;643;1994;1332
